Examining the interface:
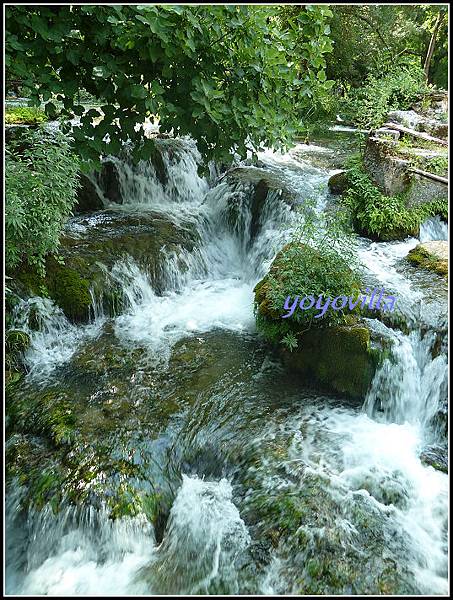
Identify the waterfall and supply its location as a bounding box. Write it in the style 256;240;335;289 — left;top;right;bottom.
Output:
141;475;250;594
87;139;295;361
6;134;448;595
10;296;103;380
6;489;154;595
419;215;448;242
364;328;447;435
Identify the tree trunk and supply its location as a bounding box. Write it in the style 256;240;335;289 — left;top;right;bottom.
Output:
423;11;445;82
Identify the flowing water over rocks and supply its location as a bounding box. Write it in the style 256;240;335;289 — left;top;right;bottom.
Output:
6;130;448;595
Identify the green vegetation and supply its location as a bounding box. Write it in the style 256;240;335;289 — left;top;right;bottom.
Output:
342;156;448;240
254;209;360;350
5;128;80;276
5;105;48;124
323;5;448;128
341;67;429;130
326;6;448;89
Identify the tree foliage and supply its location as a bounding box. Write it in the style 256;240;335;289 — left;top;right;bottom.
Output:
5;4;334;165
326;4;448;89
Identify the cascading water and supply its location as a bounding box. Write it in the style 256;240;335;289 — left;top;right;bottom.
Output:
6;131;448;595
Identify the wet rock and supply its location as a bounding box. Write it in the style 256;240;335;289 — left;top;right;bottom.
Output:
149;142;168;186
407;241;448;278
5;330;31;392
100;160;123;205
74;173;105;213
281;325;378;399
223;169;289;243
364;137;411;196
241;454;419;595
328;171;349;195
250;179;269;240
420;445;448;473
11;210;200;322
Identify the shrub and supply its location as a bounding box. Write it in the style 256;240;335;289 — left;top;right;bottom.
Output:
342;156;448;240
6;128;80;276
342;66;430;129
5;106;48;125
254;208;361;350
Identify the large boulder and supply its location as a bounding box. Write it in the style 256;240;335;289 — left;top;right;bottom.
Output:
407;241;448;277
253;242;380;399
99;159;123;205
74;173;105;213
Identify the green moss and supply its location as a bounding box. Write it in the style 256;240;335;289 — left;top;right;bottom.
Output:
254;241;361;350
11;258;93;321
5;106;48;125
7;389;77;446
407;246;448;277
5;329;30;372
45;259;92;321
281;325;376;399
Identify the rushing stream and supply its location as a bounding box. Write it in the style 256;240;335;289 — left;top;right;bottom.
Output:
6;129;448;595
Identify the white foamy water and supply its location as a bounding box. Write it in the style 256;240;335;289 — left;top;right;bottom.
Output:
7;476;250;596
143;475;250;594
11;297;104;380
6;494;154;595
419;215;448;242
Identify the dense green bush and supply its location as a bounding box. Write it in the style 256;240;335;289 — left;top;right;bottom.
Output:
342;66;430;129
342;157;448;240
6;129;80;276
254;209;360;350
5;106;48;125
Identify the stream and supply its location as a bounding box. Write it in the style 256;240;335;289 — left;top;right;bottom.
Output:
5;128;448;595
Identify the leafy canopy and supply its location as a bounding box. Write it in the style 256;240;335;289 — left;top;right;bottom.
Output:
5;4;334;165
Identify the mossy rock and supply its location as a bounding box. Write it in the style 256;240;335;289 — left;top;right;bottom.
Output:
355;221;420;242
407;241;448;278
5;329;30;373
11;260;93;322
8;210;200;322
45;258;92;321
254;242;359;321
7;387;78;446
281;325;378;399
241;456;418;595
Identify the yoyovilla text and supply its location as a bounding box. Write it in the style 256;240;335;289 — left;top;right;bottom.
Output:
282;288;397;319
